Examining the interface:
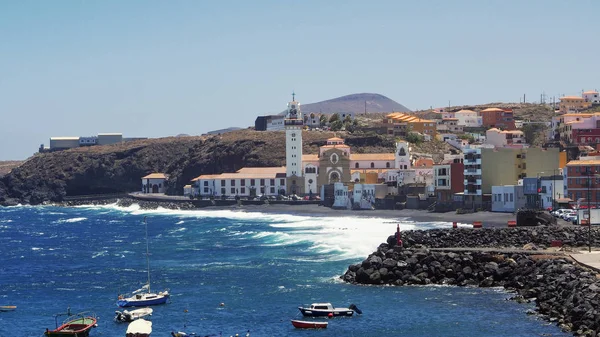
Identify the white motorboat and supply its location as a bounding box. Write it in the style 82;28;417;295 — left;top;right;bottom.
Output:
115;307;153;323
126;318;152;337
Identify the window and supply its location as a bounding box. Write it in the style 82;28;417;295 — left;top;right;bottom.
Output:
241;180;245;186
270;187;275;193
204;181;208;186
510;193;513;202
355;163;359;168
231;188;236;194
260;179;265;186
221;180;226;186
270;179;275;185
251;179;255;186
241;187;245;194
221;188;226;195
204;187;209;193
231;179;236;186
386;162;390;168
370;162;375;168
280;179;285;185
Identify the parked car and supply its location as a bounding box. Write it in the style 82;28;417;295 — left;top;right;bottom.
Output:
552;209;570;217
560;211;576;220
564;214;578;222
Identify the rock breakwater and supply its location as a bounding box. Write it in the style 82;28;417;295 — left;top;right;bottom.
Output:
342;228;600;336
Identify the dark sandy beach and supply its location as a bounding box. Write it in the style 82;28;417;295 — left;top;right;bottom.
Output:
203;203;516;227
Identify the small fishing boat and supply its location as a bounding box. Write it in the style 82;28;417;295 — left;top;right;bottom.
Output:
291;319;328;329
298;303;361;317
0;305;16;312
118;217;170;308
126;318;152;337
44;310;98;337
115;307;153;323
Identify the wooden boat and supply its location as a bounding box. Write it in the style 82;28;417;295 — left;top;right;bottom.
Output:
44;311;98;337
126;318;152;337
298;303;361;317
291;319;328;329
118;217;169;308
0;305;16;312
115;307;153;323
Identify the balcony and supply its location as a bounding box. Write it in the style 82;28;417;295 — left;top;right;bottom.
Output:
465;178;482;186
284;119;304;126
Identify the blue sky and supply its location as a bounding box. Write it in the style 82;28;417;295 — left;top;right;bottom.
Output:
1;0;599;160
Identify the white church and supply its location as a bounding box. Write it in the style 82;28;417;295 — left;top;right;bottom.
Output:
190;94;433;204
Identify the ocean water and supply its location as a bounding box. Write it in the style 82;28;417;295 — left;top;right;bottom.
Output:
0;204;568;337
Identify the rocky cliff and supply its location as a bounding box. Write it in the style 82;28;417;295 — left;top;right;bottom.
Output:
0;130;398;206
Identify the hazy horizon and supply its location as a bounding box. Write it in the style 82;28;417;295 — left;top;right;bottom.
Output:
1;0;599;160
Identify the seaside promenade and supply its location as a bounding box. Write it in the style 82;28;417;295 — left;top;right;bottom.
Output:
571;250;600;272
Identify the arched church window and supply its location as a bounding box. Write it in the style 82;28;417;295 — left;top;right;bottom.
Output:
398;148;406;156
355;163;359;168
370;162;375;168
386;162;390;168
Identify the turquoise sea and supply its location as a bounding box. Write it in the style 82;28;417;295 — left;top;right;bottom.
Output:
0;204;569;337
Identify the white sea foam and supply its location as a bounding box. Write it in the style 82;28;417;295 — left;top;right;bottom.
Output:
77;202;459;262
92;250;108;258
175;220;185;224
56;217;87;223
0;219;13;223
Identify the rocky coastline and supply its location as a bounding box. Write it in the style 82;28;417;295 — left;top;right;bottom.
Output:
341;227;600;336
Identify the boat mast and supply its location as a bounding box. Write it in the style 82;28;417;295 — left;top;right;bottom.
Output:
144;216;151;294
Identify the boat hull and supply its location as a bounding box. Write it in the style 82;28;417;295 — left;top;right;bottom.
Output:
298;307;354;317
45;317;97;337
118;293;169;307
0;305;16;312
291;320;328;329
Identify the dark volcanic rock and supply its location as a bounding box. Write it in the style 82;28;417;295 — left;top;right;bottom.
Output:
342;228;600;336
0;130;397;205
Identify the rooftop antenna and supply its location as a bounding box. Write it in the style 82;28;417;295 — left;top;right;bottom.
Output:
292;91;295;102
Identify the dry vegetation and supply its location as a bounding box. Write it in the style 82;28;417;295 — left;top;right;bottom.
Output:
0;161;23;177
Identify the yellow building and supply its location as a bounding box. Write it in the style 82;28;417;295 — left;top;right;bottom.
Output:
559;96;592;114
385;113;436;138
480;147;560;194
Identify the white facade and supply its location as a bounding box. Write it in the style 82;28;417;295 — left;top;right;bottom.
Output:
332;182;350;209
50;137;80;150
285;98;303;177
492;185;526;212
194;171;287;197
303;163;318;195
266;116;285;131
434;164;451;190
464;148;482;196
583;91;600;104
79;136;97;146
395;141;411;170
142;173;168;194
485;128;526;148
352;184;376;209
455;110;482;127
540;176;565;209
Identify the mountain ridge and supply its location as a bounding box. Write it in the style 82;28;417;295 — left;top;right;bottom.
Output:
279;93;411;115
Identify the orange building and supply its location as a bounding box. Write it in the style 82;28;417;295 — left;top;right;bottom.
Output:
480;108;515;130
385;113;436;138
559;96;592;114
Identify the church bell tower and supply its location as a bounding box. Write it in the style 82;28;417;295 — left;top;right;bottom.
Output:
285;92;304;194
285;92;303;177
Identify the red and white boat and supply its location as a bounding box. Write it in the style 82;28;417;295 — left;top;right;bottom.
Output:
291;319;328;329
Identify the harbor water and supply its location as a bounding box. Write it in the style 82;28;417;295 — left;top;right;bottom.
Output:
0;204;569;337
